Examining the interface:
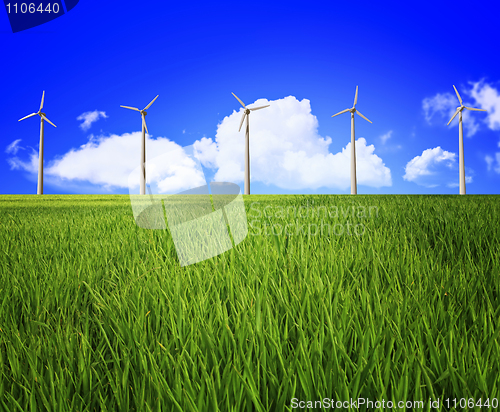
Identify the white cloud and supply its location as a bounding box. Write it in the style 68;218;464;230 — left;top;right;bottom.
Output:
194;136;218;169
193;96;391;190
467;80;500;130
380;130;392;144
422;92;480;137
403;146;473;187
404;147;456;182
466;80;500;174
485;153;500;174
77;110;108;131
8;132;205;193
48;133;205;192
7;148;38;173
485;155;493;170
5;139;25;155
422;93;457;124
377;130;401;153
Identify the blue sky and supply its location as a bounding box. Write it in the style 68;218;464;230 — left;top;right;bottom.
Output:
2;1;500;195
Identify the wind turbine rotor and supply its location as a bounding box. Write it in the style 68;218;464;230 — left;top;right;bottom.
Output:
447;108;460;126
249;104;270;111
144;95;159;110
18;113;38;121
142;116;149;134
355;110;372;123
39;90;45;112
41;114;57;127
353;86;358;107
232;92;246;108
331;108;350;118
453;85;463;105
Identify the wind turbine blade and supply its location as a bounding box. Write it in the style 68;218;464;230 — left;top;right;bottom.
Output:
120;105;141;112
232;92;246;108
331;108;350;118
142;116;149;135
447;109;460;126
41;115;57;127
18;113;38;121
238;112;247;132
354;86;358;107
249;105;270;111
39;91;45;111
453;85;463;105
144;95;159;110
356;110;372;123
465;107;487;112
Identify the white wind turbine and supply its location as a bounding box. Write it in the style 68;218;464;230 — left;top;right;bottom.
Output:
331;86;372;195
18;91;57;195
120;95;159;195
446;85;487;195
232;92;269;195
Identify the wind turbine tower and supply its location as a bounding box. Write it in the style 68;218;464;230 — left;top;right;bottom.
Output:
446;85;486;195
18;91;57;195
331;86;372;194
232;92;269;195
120;95;159;195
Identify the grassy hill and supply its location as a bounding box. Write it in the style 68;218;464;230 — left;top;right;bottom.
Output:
1;194;499;411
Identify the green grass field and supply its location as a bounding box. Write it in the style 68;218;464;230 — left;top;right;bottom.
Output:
1;194;499;411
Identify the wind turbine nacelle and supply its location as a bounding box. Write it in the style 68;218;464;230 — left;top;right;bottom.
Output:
141;110;147;116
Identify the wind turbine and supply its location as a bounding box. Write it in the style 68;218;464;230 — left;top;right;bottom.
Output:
446;85;487;195
18;91;57;195
232;93;269;195
331;86;372;195
120;95;159;195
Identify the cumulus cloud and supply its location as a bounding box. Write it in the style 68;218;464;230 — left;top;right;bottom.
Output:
77;110;108;131
193;96;391;191
403;146;473;188
5;139;25;155
422;91;481;137
8;132;205;193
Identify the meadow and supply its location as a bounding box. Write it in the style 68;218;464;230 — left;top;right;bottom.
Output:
0;194;499;411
